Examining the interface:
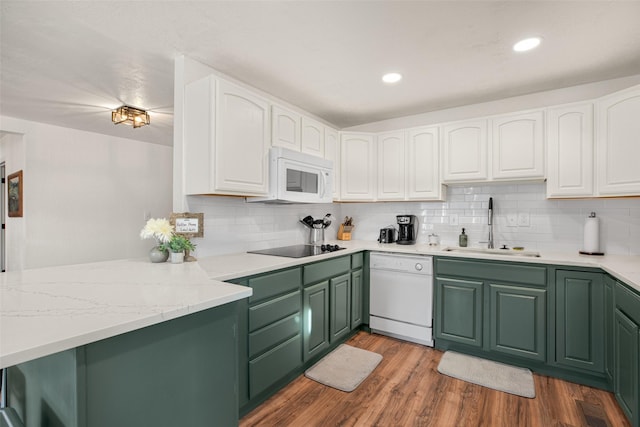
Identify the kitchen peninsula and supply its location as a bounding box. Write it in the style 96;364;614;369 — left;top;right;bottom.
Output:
0;258;251;426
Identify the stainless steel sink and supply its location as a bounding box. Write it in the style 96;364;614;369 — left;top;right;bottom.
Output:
442;246;541;258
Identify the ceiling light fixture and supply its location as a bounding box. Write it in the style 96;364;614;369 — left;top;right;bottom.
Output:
513;37;542;52
111;105;150;128
382;72;403;84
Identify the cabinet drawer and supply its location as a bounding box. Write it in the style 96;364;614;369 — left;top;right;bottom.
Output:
249;313;301;359
250;334;302;398
304;256;351;285
249;268;301;304
615;281;640;325
436;258;546;287
249;291;301;332
351;252;364;269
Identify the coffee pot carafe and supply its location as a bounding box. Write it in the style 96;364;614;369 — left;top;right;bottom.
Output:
396;215;417;245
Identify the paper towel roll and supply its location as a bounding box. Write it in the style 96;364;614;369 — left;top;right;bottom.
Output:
583;213;600;254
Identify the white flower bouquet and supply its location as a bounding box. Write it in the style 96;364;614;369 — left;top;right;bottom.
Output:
140;218;174;244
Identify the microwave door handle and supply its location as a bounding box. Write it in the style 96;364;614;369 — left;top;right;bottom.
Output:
320;171;327;198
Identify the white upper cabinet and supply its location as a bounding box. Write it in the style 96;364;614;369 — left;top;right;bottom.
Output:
301;116;325;157
546;103;594;198
324;127;340;200
491;111;545;180
271;105;301;151
340;133;376;200
214;79;270;195
184;76;270;196
596;85;640;196
407;126;445;200
441;120;488;182
377;131;406;200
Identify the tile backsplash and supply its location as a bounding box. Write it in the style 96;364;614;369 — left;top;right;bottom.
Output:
186;183;640;257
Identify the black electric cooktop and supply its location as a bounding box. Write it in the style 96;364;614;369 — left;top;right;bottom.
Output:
248;244;344;258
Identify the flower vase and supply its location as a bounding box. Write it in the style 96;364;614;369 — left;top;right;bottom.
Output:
149;246;169;263
170;251;185;264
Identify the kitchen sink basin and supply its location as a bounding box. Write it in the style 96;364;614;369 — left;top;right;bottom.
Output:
442;246;541;258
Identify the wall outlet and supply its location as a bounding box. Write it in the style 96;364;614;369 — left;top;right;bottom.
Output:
144;211;151;221
449;213;459;226
518;212;530;227
507;214;518;227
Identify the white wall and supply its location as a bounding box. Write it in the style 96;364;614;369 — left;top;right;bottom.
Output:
185;184;640;258
0;116;173;269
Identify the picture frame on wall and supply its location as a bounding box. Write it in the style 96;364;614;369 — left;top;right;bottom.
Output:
170;212;204;238
8;170;23;217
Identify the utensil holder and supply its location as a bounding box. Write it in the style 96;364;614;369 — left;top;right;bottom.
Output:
309;228;325;245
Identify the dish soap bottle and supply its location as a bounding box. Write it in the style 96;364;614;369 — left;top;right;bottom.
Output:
459;228;468;247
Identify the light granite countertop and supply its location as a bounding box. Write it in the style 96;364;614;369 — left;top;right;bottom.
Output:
3;241;638;369
199;240;640;292
0;258;251;369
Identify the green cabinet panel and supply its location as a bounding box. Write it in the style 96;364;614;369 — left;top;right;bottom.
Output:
555;270;604;373
351;268;363;329
436;258;546;287
249;334;302;399
84;303;238;427
249;312;301;359
435;277;483;347
616;282;640;325
249;290;301;331
249;267;302;304
303;281;330;362
351;252;364;269
489;284;546;362
615;309;639;426
330;273;352;343
304;256;351;285
604;275;615;383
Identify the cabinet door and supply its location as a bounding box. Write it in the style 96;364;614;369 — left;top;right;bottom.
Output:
301;116;325;157
271;105;301;151
597;85;640;196
330;273;352;343
377;131;406;200
489;284;546;362
491;111;545;180
435;277;483;347
614;309;639;425
407;126;445;200
340;133;376;200
555;271;604;372
546;103;594;198
351;268;363;329
215;79;270;195
324;127;340;199
441;120;488;182
604;275;615;384
303;281;330;362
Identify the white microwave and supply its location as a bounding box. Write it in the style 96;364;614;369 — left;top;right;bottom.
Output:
248;147;334;204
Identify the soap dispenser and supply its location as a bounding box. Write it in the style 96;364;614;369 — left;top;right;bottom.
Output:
459;228;468;247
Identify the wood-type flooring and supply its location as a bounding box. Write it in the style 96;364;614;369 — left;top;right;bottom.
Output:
240;332;629;427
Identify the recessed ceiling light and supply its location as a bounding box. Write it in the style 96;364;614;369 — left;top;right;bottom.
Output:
513;37;541;52
382;72;402;84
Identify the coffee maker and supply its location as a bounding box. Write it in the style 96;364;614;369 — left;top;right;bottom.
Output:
396;215;417;245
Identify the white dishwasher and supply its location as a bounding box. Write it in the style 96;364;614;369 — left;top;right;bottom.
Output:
369;252;434;347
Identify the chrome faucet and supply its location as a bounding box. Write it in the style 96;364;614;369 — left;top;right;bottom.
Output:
487;197;494;249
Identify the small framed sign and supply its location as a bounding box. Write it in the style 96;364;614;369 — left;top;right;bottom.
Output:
8;170;23;218
170;212;204;238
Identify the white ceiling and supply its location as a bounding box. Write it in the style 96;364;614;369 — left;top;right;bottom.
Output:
2;1;640;147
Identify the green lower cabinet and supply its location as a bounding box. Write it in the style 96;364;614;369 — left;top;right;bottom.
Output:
615;309;639;426
435;277;483;347
303;281;330;362
489;284;546;361
555;270;604;372
330;273;352;343
351;268;363;329
604;275;615;383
